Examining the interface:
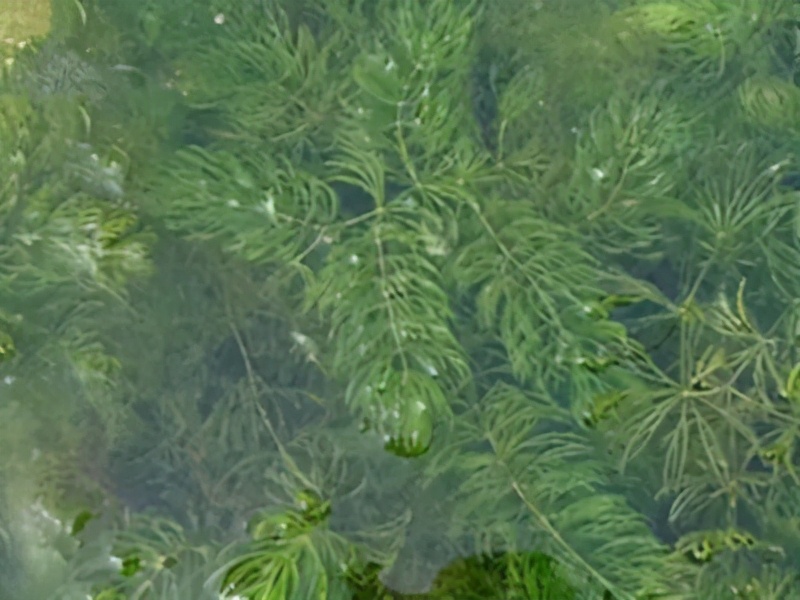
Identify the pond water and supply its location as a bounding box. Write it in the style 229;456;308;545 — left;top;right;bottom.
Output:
2;1;800;598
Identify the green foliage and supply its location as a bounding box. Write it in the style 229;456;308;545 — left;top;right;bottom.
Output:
147;144;338;264
171;3;351;158
5;0;800;599
738;74;800;132
445;382;672;598
213;492;353;600
451;198;602;384
0;56;154;451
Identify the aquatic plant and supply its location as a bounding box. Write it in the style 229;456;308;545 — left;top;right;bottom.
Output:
3;0;800;598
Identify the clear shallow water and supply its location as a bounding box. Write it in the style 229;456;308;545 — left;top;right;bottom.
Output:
2;1;800;598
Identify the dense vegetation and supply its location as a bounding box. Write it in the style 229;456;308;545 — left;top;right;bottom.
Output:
2;0;800;598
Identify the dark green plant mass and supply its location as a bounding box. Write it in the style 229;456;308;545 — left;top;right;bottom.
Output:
2;0;800;598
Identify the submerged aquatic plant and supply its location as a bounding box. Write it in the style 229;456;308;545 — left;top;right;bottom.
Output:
3;0;800;598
